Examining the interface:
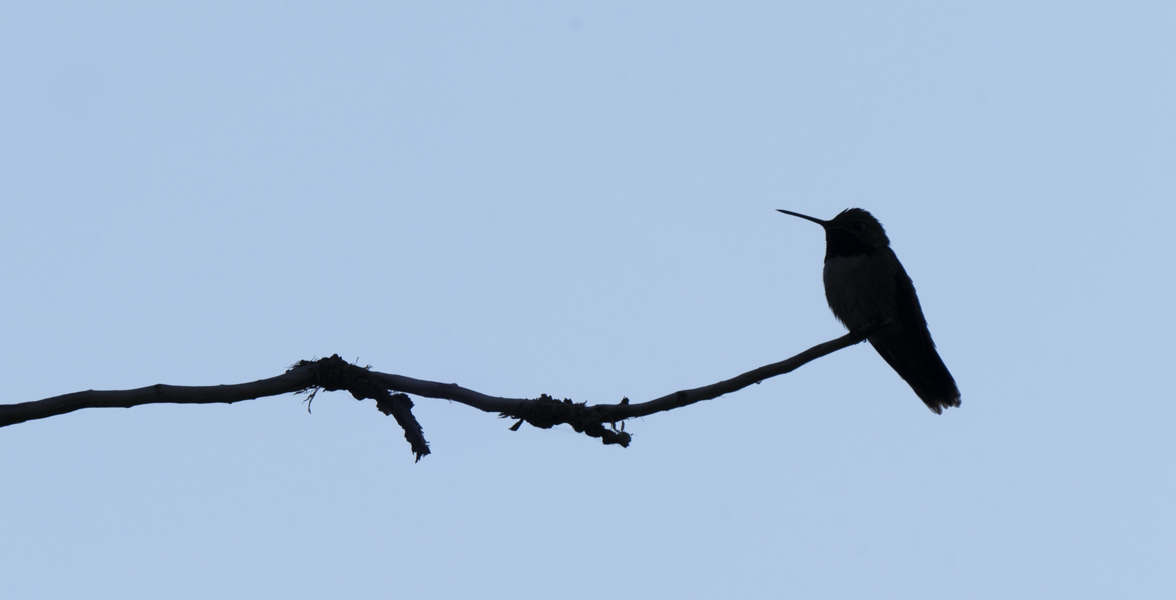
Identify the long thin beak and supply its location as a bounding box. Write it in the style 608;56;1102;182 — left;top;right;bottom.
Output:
776;209;827;226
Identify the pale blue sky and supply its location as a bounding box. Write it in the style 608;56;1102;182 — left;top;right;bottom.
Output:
2;2;1174;598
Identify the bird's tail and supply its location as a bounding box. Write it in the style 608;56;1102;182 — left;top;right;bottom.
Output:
869;328;960;414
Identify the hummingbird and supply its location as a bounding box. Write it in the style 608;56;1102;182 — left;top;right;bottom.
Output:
777;208;960;413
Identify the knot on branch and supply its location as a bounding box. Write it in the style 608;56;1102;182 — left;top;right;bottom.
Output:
503;394;631;448
297;354;377;397
294;355;431;462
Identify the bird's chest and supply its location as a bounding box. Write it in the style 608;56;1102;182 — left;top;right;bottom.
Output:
822;253;895;328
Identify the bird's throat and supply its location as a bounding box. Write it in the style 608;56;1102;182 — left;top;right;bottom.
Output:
825;228;876;260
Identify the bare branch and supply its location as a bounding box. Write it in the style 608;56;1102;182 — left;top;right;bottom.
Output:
488;323;879;446
0;357;432;461
0;323;877;460
0;369;317;427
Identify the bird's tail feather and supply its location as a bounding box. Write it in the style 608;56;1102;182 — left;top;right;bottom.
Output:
869;328;960;414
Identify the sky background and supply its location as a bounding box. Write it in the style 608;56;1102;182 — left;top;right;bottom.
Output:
2;2;1174;598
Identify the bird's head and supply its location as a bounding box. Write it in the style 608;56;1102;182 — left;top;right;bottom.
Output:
777;208;890;257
